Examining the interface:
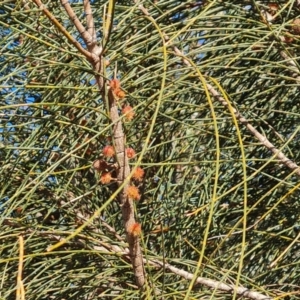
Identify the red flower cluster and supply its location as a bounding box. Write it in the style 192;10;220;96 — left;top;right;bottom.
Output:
109;78;126;100
132;167;144;181
126;148;136;159
129;222;142;236
122;105;135;121
102;145;115;158
100;172;112;184
125;185;141;201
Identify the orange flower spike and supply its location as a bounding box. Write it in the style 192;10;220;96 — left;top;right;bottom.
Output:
132;167;145;181
126;147;136;159
100;172;112;184
125;185;141;201
102;145;115;158
109;78;121;90
129;222;142;237
115;89;126;99
122;105;135;121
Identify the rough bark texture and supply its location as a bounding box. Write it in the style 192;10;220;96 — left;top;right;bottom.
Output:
33;0;145;288
108;90;145;287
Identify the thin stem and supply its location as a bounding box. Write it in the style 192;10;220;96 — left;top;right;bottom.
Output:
32;0;95;61
16;235;25;300
84;0;96;43
60;0;93;48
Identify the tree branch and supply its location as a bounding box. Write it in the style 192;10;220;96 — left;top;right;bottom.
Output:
134;0;300;177
6;223;271;300
107;88;145;287
32;0;95;61
83;0;96;44
60;0;94;49
33;0;142;287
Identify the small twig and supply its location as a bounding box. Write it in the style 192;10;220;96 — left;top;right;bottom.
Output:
100;217;124;242
102;0;115;50
107;88;146;287
204;81;300;175
257;4;300;83
32;0;96;61
270;232;300;268
150;259;273;300
10;228;272;300
21;0;30;10
280;51;300;83
84;0;96;43
60;0;103;86
134;0;300;177
32;0;139;286
16;235;25;300
60;0;94;49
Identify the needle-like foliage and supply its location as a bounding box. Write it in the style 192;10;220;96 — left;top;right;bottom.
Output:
0;1;299;299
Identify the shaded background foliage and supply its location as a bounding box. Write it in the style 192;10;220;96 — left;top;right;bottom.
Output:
0;0;300;299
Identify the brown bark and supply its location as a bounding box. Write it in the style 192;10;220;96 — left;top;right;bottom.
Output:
108;90;145;287
33;0;145;288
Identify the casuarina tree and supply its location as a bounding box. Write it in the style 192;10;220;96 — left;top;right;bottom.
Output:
1;1;299;299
